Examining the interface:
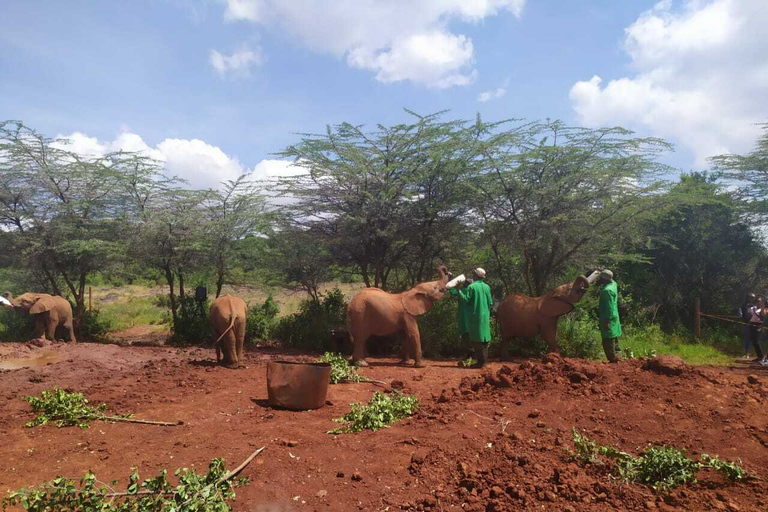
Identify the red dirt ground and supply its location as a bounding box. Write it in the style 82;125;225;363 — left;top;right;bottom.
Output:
1;341;767;512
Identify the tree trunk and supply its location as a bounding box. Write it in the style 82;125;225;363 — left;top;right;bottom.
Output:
178;270;185;300
164;266;178;326
216;256;225;298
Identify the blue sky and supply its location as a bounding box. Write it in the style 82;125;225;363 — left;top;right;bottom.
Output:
2;0;766;188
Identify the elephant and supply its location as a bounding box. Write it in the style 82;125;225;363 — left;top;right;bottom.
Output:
497;274;593;358
347;265;451;368
209;294;247;369
5;292;77;342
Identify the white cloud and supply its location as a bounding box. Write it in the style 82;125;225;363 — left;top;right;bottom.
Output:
209;43;264;78
53;131;301;191
570;0;768;167
221;0;526;88
478;86;506;102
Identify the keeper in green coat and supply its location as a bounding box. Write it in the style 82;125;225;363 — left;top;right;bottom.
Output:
598;269;623;362
456;268;494;368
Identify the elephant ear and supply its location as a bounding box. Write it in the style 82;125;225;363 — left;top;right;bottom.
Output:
402;291;433;317
538;294;574;318
30;296;54;314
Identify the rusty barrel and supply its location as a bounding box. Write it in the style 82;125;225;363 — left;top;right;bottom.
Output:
266;361;331;410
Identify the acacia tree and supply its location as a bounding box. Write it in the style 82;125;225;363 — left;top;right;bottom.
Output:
0;121;127;330
276;112;473;291
203;175;267;297
469;120;671;295
711;122;768;208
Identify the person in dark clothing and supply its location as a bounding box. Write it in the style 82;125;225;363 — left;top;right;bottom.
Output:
744;293;764;362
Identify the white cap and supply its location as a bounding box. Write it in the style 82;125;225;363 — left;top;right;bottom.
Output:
473;268;486;278
600;269;614;280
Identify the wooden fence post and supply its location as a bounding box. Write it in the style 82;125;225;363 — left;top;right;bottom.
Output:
694;298;701;339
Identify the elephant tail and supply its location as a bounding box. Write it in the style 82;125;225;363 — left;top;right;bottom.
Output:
214;315;236;345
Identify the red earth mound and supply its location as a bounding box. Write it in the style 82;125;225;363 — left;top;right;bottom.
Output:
0;343;766;511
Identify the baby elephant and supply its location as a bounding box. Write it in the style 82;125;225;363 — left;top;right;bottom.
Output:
5;292;77;342
210;294;247;368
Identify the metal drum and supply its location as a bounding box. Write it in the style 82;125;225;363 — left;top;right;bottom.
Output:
266;361;331;410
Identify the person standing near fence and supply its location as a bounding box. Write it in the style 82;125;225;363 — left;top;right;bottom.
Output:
740;293;757;359
598;269;622;363
746;294;765;362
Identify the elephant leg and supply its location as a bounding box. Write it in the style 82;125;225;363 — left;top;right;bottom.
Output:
66;321;77;343
351;326;370;367
45;321;56;341
235;319;246;364
499;332;511;361
404;317;424;368
221;331;239;369
399;332;411;364
215;342;222;364
33;318;46;339
541;322;560;354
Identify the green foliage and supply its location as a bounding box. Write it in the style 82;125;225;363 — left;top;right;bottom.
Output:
2;458;248;512
329;391;419;434
79;309;114;341
701;454;750;482
459;357;477;368
272;289;347;352
98;296;169;331
570;430;749;492
25;388;131;429
246;295;280;343
169;297;211;345
558;313;603;359
319;352;367;384
0;307;35;342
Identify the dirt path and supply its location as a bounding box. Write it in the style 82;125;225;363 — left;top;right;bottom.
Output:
0;342;766;511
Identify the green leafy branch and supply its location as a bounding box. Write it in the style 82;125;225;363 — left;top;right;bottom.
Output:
2;448;264;512
25;388;179;429
570;429;751;492
329;391;419;434
319;352;369;384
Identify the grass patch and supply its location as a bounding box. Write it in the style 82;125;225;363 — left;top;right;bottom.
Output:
98;296;168;332
329;391;419;434
621;325;736;365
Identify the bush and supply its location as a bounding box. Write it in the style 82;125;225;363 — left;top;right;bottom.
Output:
168;296;211;345
0;307;35;341
272;289;346;352
79;309;113;341
558;313;602;359
417;297;463;357
246;295;280;343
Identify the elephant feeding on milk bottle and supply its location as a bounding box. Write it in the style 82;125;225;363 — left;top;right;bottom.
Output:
4;292;77;342
497;271;600;358
347;266;451;368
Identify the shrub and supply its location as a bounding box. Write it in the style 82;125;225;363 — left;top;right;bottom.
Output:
0;307;35;341
79;309;114;341
558;313;602;359
272;289;346;352
417;297;463;358
169;296;211;345
246;295;280;343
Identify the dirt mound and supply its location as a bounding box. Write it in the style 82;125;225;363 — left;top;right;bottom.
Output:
643;355;687;376
442;354;606;403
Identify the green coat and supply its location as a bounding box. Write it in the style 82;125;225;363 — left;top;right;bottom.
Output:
598;280;622;339
449;287;470;335
457;279;493;343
